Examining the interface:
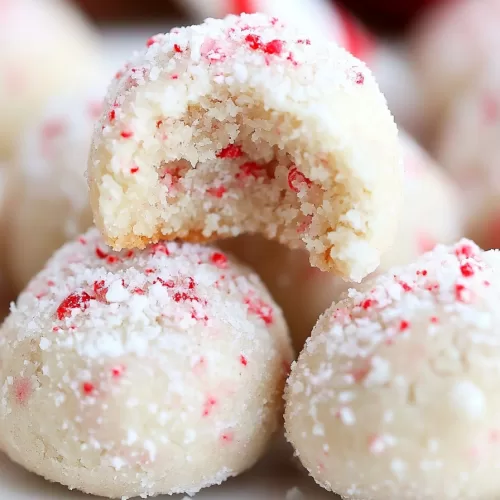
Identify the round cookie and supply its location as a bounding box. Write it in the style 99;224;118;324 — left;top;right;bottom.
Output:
0;0;100;160
220;132;462;351
0;227;292;499
436;69;500;250
285;239;500;500
408;0;500;145
5;91;102;293
88;13;402;282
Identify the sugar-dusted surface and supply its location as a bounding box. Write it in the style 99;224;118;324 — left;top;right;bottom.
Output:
5;90;105;293
0;228;292;499
0;439;336;500
88;13;402;282
220;132;463;351
285;239;500;499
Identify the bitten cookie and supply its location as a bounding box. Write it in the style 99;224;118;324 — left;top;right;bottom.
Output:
221;132;462;351
0;228;292;499
88;13;402;282
285;239;500;500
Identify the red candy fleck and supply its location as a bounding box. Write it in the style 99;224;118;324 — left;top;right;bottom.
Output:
216;144;243;159
398;281;412;292
288;166;312;192
173;44;182;53
146;36;158;48
455;284;472;303
220;431;234;443
107;256;119;264
354;72;364;85
245;34;262;50
108;109;116;122
297;39;311;45
130;166;139;174
156;119;163;129
202;396;217;417
93;281;108;302
237;161;268;179
264;39;283;55
13;378;31;405
430;316;439;324
240;354;248;367
56;292;92;320
210;252;228;269
207;186;226;198
361;299;375;310
120;130;134;139
245;297;273;325
399;320;410;332
150;242;170;256
82;382;95;395
460;263;475;277
79;237;87;245
455;244;475;259
111;365;126;378
95;247;107;259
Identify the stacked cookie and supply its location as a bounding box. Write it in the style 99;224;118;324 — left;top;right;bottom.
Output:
2;12;499;500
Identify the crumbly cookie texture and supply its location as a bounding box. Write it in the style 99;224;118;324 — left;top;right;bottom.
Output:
0;227;292;499
6;91;101;292
220;131;463;351
285;239;500;500
88;13;402;282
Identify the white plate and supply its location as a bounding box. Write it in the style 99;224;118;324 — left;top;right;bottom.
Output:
0;441;336;499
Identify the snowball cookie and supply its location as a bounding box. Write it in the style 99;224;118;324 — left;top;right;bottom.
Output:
0;227;292;499
436;68;500;251
0;0;100;160
285;239;500;500
220;132;462;351
5;92;102;293
88;13;402;282
408;0;500;146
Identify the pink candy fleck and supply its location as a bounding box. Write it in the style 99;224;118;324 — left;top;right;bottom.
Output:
202;396;217;417
13;378;31;405
245;296;274;325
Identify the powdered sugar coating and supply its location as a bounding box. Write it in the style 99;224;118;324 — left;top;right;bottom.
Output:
88;13;402;282
285;239;500;499
0;227;292;499
5;91;104;292
0;0;100;160
220;132;462;351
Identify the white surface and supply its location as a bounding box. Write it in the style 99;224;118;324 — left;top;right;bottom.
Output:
0;440;336;499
